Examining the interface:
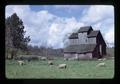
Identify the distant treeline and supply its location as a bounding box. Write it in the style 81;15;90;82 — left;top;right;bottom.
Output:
27;45;64;57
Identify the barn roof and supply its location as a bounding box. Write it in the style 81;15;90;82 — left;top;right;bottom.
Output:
69;33;78;39
64;44;97;53
87;30;100;38
78;26;93;33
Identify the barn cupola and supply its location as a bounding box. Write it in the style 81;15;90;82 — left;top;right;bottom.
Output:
77;26;93;44
77;26;93;35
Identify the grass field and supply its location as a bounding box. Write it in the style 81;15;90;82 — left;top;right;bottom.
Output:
5;57;114;79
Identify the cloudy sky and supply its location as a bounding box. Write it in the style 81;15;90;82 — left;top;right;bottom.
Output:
5;5;114;48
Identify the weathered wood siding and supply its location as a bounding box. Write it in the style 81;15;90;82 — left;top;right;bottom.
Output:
96;33;106;56
64;53;92;60
78;53;92;59
64;53;76;59
88;37;96;44
92;45;102;58
69;39;79;45
78;32;88;44
70;33;97;45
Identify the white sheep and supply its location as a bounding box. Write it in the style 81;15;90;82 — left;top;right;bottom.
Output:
17;60;25;66
96;62;106;67
48;61;53;65
98;59;102;61
98;58;106;61
58;64;67;69
41;57;47;61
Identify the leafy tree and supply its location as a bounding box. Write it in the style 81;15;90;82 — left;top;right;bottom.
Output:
5;13;30;59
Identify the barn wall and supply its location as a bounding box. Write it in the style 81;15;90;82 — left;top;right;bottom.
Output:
78;32;88;44
69;39;79;45
96;33;106;56
78;53;92;59
64;53;76;59
64;53;93;60
92;45;101;58
102;44;106;55
88;37;96;44
64;53;76;58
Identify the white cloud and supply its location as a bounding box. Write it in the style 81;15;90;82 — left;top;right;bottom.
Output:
6;5;114;48
47;17;84;48
80;5;114;23
6;5;85;48
105;26;114;44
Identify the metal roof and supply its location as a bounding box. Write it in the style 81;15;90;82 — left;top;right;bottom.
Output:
87;31;100;38
69;33;78;39
78;26;93;33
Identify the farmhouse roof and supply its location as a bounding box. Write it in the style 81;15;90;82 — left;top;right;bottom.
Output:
69;33;78;39
78;26;93;33
87;30;100;38
64;44;96;53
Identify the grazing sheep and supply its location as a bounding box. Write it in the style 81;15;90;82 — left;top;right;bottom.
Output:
48;61;53;65
58;64;67;69
96;62;106;67
64;58;68;61
41;57;47;61
98;58;106;61
17;60;25;66
98;59;102;61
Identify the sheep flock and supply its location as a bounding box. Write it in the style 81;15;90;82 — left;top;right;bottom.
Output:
16;55;108;69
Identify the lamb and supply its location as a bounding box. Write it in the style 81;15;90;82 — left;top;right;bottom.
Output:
17;60;25;66
96;62;106;67
48;61;53;65
58;64;67;69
